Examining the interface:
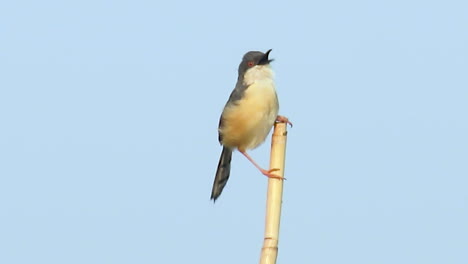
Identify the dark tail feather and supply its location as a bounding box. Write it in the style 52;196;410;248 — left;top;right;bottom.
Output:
211;147;232;202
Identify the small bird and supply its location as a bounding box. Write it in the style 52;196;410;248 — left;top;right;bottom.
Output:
211;49;290;201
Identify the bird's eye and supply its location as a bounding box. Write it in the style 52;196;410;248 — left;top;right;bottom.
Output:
247;61;254;67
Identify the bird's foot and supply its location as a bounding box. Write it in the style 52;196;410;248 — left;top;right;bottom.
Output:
260;168;286;180
276;115;293;127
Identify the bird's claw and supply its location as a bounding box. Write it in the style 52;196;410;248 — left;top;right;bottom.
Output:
261;168;286;180
276;115;293;128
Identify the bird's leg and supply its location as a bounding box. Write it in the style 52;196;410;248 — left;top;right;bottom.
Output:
239;150;284;180
276;115;293;127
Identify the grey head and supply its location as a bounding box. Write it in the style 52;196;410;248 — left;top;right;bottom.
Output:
237;49;274;78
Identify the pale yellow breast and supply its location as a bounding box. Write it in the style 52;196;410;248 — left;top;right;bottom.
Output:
220;80;279;151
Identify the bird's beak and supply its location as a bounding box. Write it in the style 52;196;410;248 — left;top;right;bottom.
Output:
258;49;274;65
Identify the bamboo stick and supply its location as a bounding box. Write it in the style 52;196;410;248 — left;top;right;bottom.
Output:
259;122;288;264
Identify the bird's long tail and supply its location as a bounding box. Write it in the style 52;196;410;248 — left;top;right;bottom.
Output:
211;147;232;201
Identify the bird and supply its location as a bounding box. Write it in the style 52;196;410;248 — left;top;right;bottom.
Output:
210;49;290;201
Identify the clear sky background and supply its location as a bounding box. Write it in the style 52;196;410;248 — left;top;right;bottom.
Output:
1;0;467;263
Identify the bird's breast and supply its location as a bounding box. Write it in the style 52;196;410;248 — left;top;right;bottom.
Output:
220;80;279;151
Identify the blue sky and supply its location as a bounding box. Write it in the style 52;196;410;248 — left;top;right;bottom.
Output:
1;0;467;263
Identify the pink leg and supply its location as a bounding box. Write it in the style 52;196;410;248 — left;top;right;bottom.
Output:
239;150;284;180
276;115;293;127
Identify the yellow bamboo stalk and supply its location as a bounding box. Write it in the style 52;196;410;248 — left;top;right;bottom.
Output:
259;122;288;264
